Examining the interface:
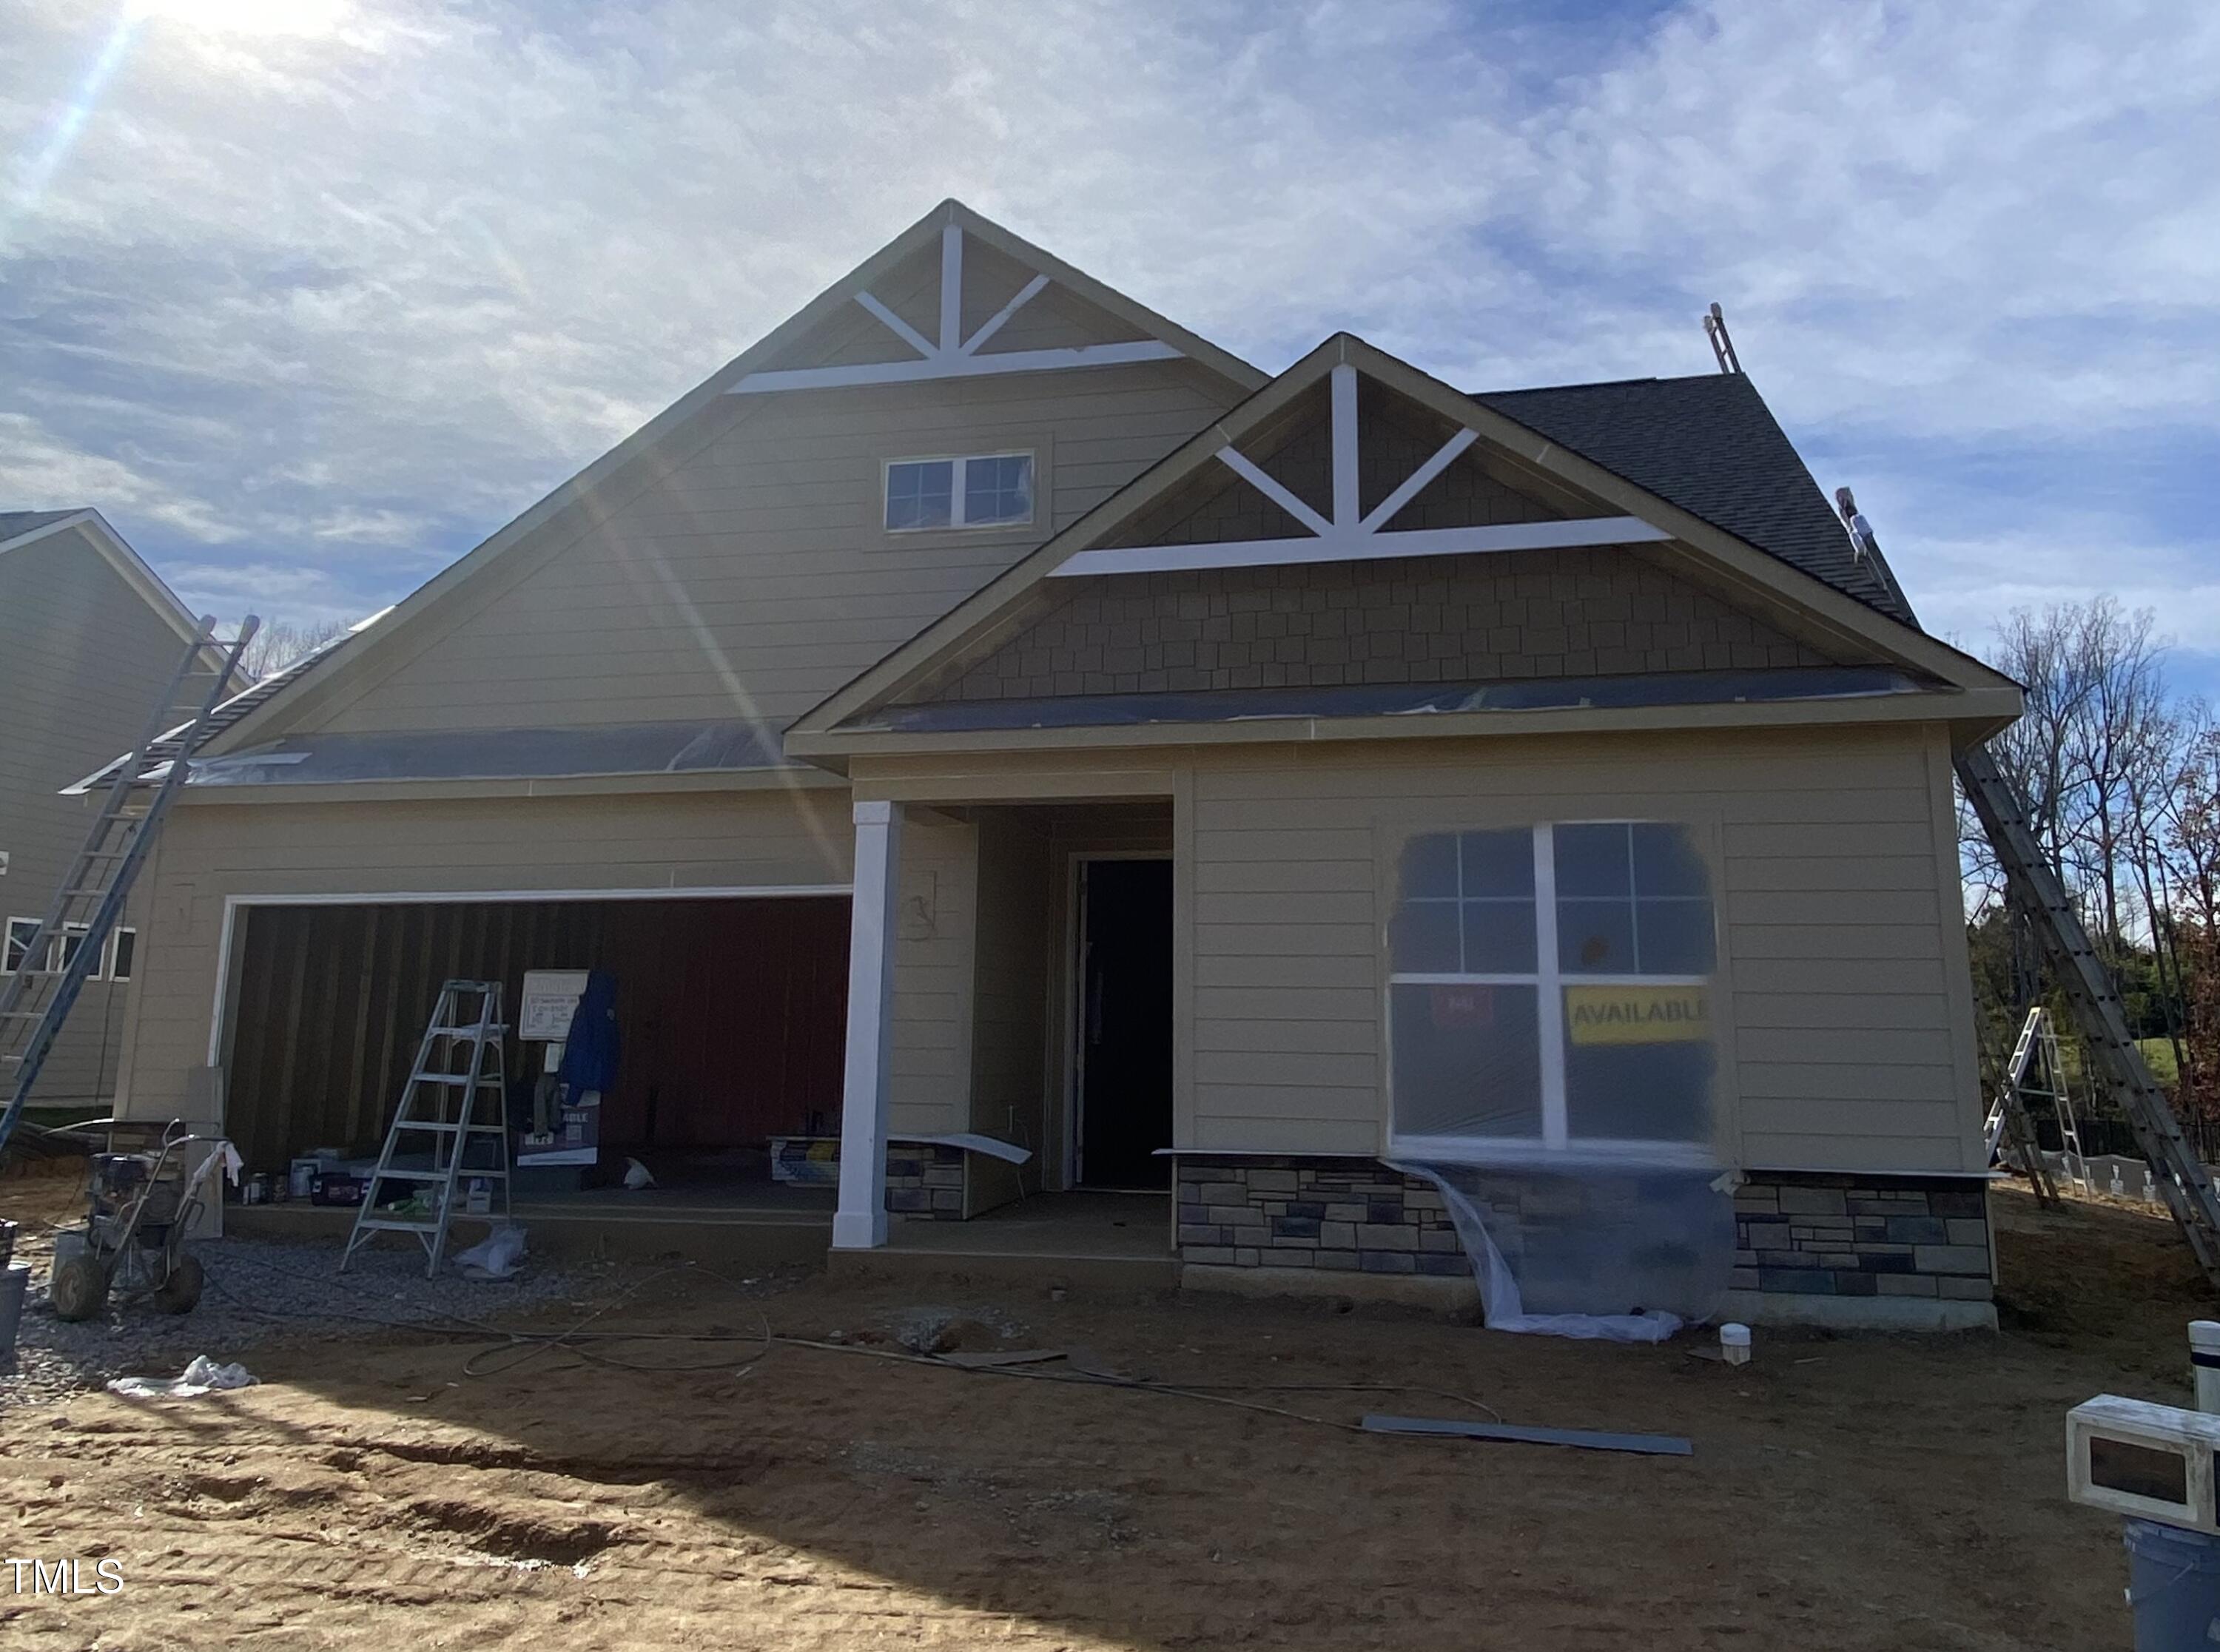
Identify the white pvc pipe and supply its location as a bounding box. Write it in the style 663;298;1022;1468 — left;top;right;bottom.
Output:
2191;1321;2220;1415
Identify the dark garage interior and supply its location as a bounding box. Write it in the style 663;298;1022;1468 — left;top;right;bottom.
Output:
221;895;850;1187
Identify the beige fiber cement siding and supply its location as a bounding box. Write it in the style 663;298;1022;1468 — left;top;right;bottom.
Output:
289;362;1242;739
115;789;988;1145
1180;723;1980;1172
918;546;1837;704
0;525;189;1105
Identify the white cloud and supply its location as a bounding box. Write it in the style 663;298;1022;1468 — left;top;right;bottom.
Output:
0;0;2213;650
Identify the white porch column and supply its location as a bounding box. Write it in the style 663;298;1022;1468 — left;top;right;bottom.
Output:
833;799;903;1249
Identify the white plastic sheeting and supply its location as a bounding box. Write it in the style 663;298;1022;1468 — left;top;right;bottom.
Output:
1384;819;1739;1341
1396;1161;1736;1341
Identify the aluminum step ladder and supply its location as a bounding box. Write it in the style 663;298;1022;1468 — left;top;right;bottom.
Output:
0;615;258;1156
341;980;512;1278
1985;1008;2090;1204
1844;510;2220;1292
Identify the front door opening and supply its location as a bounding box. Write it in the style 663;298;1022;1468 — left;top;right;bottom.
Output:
1075;857;1173;1189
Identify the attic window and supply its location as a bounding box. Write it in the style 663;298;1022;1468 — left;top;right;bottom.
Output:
885;453;1033;532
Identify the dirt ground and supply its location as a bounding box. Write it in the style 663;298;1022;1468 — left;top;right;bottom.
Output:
0;1176;2205;1651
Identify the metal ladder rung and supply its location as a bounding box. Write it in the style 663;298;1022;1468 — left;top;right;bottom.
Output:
390;1119;508;1133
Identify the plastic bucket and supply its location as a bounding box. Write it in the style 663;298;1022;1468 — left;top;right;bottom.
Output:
0;1261;29;1361
2124;1518;2220;1650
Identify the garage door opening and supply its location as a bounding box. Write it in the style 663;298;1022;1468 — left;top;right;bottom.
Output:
220;894;849;1202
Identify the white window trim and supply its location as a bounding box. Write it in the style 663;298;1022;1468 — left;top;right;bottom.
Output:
1385;820;1718;1161
105;926;136;982
882;451;1037;533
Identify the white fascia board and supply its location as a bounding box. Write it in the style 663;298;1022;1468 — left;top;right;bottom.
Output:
1049;515;1673;578
727;339;1180;394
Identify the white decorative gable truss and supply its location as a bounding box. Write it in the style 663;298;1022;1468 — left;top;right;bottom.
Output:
730;224;1184;394
1055;362;1668;577
786;332;2025;755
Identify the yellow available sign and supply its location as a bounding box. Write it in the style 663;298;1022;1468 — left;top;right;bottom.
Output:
1564;984;1709;1045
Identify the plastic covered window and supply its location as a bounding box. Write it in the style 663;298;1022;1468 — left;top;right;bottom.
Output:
1388;822;1718;1158
1;917;36;974
962;454;1033;525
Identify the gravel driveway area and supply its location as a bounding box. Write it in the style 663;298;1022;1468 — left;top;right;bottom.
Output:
1;1222;633;1409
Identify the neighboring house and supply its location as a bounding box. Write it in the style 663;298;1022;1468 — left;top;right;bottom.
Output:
0;509;207;1110
106;202;2022;1328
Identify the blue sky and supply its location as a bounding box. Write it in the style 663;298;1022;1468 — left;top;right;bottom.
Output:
3;0;2216;690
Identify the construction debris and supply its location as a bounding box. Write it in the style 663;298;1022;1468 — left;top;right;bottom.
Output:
1360;1413;1693;1456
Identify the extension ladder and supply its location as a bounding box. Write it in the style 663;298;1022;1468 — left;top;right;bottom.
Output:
1958;743;2220;1288
0;616;258;1156
1846;525;2220;1292
342;980;512;1278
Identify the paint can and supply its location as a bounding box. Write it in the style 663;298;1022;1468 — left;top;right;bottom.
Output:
1719;1323;1752;1366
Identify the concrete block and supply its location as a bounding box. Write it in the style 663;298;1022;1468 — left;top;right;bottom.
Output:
1354;1224;1418;1251
1234;1248;1259;1267
1883;1216;1948;1246
1314;1250;1361;1270
1248;1169;1299;1193
1928;1185;1987;1218
1419;1230;1463;1253
1877;1274;1940;1297
1945;1218;1990;1247
1913;1244;1991;1275
1777;1187;1848;1216
1184;1246;1237;1266
1197;1182;1248;1206
1234;1226;1272;1250
1730;1267;1761;1290
1830;1270;1878;1296
1177;1224;1226;1245
1413;1253;1469;1276
1761;1267;1832;1293
1937;1275;1995;1301
1323;1203;1368;1223
1272;1216;1321;1239
887;1188;929;1213
1359;1250;1417;1274
1319;1221;1356;1248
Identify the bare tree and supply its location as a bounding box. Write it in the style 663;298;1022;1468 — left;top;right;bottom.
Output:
238;617;349;682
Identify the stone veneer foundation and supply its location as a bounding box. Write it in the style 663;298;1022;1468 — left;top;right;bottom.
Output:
1731;1171;1993;1304
770;1138;969;1218
1174;1156;1996;1324
1174;1156;1470;1276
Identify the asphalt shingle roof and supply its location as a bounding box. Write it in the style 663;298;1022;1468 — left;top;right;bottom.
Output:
0;509;82;545
1471;372;1911;624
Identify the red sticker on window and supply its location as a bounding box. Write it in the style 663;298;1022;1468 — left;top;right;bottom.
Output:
1430;985;1494;1028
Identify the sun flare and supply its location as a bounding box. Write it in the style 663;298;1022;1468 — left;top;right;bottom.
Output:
126;0;348;38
